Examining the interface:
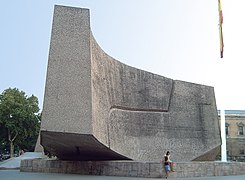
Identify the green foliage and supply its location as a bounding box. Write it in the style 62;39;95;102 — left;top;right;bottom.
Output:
0;88;40;156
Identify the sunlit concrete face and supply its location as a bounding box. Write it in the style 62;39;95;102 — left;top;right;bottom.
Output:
39;5;221;161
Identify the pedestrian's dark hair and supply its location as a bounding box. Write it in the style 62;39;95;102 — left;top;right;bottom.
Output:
166;151;170;155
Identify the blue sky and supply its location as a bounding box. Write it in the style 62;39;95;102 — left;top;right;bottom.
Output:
1;0;245;111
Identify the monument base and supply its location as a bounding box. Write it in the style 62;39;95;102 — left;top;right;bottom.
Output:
20;159;245;178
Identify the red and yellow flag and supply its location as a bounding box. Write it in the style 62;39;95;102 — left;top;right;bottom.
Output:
218;0;224;58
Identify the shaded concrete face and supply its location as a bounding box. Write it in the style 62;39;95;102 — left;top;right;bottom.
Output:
40;131;130;160
39;5;221;161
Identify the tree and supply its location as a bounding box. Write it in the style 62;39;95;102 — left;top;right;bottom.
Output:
0;88;40;157
17;113;41;152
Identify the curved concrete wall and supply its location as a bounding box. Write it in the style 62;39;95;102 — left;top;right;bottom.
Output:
39;5;221;162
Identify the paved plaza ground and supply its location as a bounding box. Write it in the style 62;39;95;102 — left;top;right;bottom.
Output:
0;152;43;169
0;170;245;180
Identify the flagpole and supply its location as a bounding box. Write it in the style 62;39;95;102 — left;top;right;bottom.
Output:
220;109;227;161
218;0;226;162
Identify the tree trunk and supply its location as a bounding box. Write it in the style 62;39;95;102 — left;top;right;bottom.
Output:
8;129;18;158
10;140;14;158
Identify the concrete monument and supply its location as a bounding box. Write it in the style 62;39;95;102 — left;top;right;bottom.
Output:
38;5;221;162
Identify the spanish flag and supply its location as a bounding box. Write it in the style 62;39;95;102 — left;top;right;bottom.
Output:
218;0;224;58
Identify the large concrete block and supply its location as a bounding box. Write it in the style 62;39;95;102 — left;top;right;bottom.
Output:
39;5;221;162
20;160;245;178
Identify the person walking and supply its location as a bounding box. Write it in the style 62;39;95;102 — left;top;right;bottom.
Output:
162;155;171;178
165;151;175;172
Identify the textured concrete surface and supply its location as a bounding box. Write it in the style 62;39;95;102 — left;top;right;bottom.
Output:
2;170;245;180
38;5;221;162
20;159;245;178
